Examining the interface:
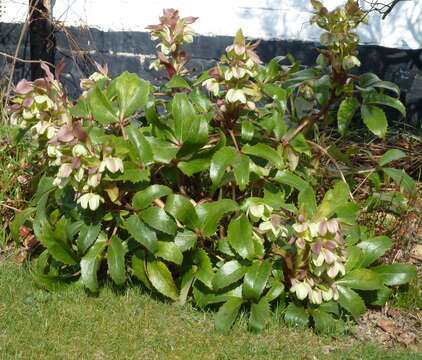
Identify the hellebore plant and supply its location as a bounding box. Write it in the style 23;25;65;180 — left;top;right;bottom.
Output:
8;0;416;334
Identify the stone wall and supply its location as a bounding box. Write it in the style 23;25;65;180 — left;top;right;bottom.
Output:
1;22;421;128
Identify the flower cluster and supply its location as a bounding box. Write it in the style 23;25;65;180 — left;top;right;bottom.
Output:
146;8;197;78
203;29;262;112
8;63;70;140
288;215;346;304
310;0;365;72
246;202;288;241
48;125;123;211
80;62;110;94
8;62;123;211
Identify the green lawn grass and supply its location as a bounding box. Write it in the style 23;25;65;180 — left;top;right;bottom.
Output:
0;255;420;360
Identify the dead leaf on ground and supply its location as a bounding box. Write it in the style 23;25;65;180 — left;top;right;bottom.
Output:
377;319;396;334
410;244;422;262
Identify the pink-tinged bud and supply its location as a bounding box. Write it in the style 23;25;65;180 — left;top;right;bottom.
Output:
325;240;337;250
56;126;74;142
322;249;336;264
293;222;308;233
57;163;73;178
22;96;34;108
326;219;339;234
319;220;328;236
41;62;54;81
73;123;87;141
271;214;282;228
15;79;33;94
88;166;99;175
71;157;81;169
298;214;306;223
33;78;48;89
296;237;306;249
183;16;198;24
311;241;322;254
8;104;21;111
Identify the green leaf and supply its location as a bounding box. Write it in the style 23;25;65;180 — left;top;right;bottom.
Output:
165;194;198;228
271;110;288;139
215;298;244;333
11;207;35;244
314;181;350;220
31;176;55;205
165;75;191;89
107;235;127;286
193;249;214;288
104;164;150;183
241;120;255;141
312;309;345;335
210;146;237;186
140;207;177;236
365;92;406;117
242;144;284;169
174;230;197;252
179;268;195;305
171;93;204;146
213;260;247;290
132;185;172;210
77;223;101;255
274;171;310;192
80;235;107;292
361;104;388;138
126;125;154;165
368;285;393;306
336;269;383;290
263;83;287;105
233;154;250;191
378;149;406;167
32;192;50;241
298;187;317;218
156;241;183;265
125;215;158;253
242;260;272;301
111;71;150;118
359;73;382;88
284;303;309;327
146;258;179;300
146;137;179;164
227;215;255;260
337;285;366;317
290;133;311;156
249;298;271;332
178;158;211;176
88;85;118;124
196;199;238;237
131;251;152;289
382;167;417;196
337;97;359;135
345;246;365;271
357;236;393;267
371;264;417;286
38;224;77;265
318;301;339;315
263;279;285;302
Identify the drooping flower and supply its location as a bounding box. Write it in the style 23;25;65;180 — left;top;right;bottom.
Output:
99;157;124;174
77;193;104;211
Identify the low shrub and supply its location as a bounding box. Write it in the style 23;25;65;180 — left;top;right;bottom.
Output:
6;0;417;333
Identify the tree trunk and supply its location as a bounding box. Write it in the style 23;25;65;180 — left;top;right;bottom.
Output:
29;0;55;80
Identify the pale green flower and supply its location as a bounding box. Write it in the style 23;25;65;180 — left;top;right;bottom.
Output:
77;193;104;211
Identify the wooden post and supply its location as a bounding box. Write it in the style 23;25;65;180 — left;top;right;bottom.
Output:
29;0;55;80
